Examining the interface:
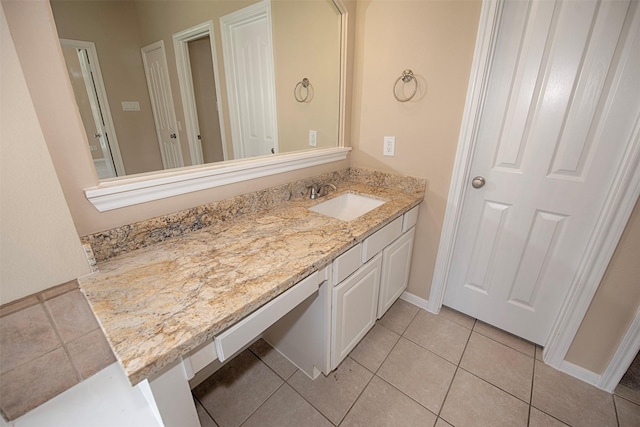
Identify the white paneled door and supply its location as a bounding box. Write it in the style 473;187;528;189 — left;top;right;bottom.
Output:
221;0;278;159
443;0;640;345
142;41;184;170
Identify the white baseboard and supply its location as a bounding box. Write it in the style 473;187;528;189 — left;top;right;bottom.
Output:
558;360;603;390
400;291;429;311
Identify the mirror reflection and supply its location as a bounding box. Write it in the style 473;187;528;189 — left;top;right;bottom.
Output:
50;0;342;180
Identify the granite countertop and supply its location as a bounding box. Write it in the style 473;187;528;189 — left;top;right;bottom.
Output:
79;181;423;386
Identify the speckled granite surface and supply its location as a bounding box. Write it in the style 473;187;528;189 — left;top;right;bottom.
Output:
79;170;425;385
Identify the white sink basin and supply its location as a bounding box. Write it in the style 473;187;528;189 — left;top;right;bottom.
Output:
308;193;385;221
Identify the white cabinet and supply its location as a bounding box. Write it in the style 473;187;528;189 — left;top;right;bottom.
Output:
331;253;381;369
378;227;416;318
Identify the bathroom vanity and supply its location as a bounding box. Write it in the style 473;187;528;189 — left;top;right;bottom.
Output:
79;170;424;427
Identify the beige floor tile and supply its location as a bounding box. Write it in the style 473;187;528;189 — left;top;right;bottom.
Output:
435;418;453;427
403;310;471;364
529;407;568;426
440;369;529;427
249;339;297;380
195;398;219;427
45;290;100;343
531;362;617;427
439;305;475;329
66;328;116;379
615;395;640;427
341;376;437;427
0;304;60;374
378;299;419;335
242;384;331;427
473;321;535;357
616;383;640;406
287;357;372;425
349;323;400;373
0;347;78;420
193;350;283;427
377;337;456;414
460;332;533;402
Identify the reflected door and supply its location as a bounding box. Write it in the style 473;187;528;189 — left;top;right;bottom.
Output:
141;41;184;170
221;0;278;159
60;40;123;179
443;0;640;344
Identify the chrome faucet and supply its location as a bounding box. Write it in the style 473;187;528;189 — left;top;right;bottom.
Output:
308;183;337;199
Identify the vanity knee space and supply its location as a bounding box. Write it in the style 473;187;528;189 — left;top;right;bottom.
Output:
330;205;419;369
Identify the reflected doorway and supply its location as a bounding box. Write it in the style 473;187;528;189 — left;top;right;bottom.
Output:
174;21;227;166
60;39;125;179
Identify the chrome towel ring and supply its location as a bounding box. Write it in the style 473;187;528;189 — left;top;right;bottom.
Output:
393;69;418;102
294;78;312;102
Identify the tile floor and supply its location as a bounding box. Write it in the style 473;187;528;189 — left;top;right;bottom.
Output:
192;299;640;427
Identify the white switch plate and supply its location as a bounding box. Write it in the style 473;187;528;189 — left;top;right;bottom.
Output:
121;101;140;111
309;130;317;147
383;136;395;156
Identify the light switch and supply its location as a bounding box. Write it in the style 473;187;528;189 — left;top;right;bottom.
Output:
383;136;395;156
121;101;140;111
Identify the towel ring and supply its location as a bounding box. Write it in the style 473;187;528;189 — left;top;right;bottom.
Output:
393;69;418;102
294;78;312;103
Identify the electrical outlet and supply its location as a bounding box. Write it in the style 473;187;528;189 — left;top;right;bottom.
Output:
383;136;395;156
309;130;317;147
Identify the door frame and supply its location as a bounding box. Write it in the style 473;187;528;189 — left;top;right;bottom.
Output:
220;0;278;159
429;0;640;386
173;21;228;165
59;39;126;178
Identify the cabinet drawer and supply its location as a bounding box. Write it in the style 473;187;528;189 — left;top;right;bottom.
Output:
402;205;420;233
362;217;402;262
332;244;362;285
215;271;320;361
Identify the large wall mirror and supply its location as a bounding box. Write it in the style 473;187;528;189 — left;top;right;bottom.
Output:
50;0;344;185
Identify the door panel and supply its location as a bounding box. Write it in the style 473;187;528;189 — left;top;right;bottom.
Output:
142;41;184;170
221;1;278;159
444;0;639;345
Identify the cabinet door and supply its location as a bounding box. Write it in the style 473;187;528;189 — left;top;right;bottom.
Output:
331;253;381;369
378;228;416;318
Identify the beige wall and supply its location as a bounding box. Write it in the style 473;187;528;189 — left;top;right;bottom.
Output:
0;3;90;305
565;198;640;374
350;0;482;300
50;0;163;175
272;0;341;152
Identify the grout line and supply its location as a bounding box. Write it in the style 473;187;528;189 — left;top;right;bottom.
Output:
528;356;536;427
237;382;288;427
193;394;217;426
612;393;621;427
40;300;83;382
435;318;475;423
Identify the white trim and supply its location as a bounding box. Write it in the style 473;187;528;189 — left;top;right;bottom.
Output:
85;147;351;211
557;361;602;388
59;39;126;177
334;0;348;149
173;21;228;165
598;306;640;392
427;0;503;314
400;291;430;312
544;119;640;368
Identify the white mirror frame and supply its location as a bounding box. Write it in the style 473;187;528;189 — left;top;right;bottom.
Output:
84;0;350;212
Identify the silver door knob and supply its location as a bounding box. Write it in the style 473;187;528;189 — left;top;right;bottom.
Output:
472;176;485;189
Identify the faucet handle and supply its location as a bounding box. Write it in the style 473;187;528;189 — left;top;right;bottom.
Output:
306;185;319;199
